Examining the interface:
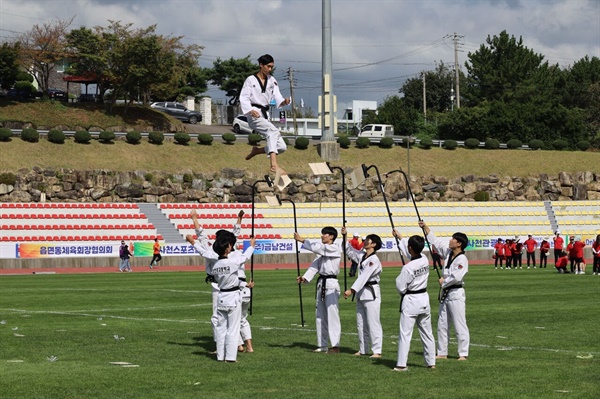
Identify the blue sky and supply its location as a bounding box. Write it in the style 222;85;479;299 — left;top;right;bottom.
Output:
1;0;598;111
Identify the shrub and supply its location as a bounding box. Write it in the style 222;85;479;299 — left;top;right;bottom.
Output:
442;139;457;150
355;137;370;148
248;133;262;145
74;130;92;144
21;128;39;143
174;132;190;145
47;129;65;144
474;191;490;202
222;133;237;144
198;133;213;145
419;137;433;149
283;137;289;146
148;131;164;145
294;136;310;150
379;137;394;148
576;140;590;151
0;127;13;142
144;173;154;182
183;173;194;183
552;139;569;151
506;139;523;149
337;135;351;149
0;172;17;186
543;141;554;150
126;130;141;144
591;136;600;150
528;139;544;150
484;139;500;149
99;130;116;143
464;138;480;149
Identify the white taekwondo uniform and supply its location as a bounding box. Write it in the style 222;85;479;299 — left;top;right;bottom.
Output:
426;231;470;358
395;238;435;368
345;246;383;355
240;73;287;156
191;223;241;341
212;245;254;362
300;239;342;350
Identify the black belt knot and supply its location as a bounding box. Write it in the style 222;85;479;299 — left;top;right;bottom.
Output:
251;103;269;118
317;274;336;301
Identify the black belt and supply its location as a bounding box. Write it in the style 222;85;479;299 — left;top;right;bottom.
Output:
205;274;215;284
405;288;427;295
239;277;247;282
317;274;337;301
364;281;379;299
251;103;269;119
221;286;240;292
439;285;463;303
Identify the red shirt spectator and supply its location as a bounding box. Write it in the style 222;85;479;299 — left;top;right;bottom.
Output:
553;235;564;250
556;255;568;269
524;236;538;253
494;240;505;258
573;240;585;259
540;240;550;253
349;235;364;251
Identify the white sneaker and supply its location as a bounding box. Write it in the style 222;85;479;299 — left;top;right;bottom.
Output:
527;267;530;269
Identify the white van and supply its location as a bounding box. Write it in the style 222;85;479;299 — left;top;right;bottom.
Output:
357;124;394;142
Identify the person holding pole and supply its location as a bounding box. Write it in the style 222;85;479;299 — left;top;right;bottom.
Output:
341;227;383;358
295;226;342;354
241;54;291;175
186;209;246;351
211;235;256;362
391;229;436;372
419;220;470;361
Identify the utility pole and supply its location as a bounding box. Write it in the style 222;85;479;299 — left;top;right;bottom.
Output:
422;72;427;122
453;32;462;109
287;67;298;135
318;0;339;160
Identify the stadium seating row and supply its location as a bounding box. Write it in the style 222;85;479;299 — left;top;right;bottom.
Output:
0;234;162;242
159;203;251;209
0;203;138;209
1;213;146;219
1;224;155;230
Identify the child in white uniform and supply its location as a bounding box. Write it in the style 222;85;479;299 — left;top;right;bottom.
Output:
392;230;436;371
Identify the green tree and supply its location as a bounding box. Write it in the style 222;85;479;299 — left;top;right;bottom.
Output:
17;17;73;94
0;43;21;90
360;95;420;136
209;56;257;105
401;61;459;114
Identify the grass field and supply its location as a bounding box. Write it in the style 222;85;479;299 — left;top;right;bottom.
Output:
1;266;598;399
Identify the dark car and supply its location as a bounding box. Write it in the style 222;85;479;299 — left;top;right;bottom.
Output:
78;93;99;102
150;102;202;124
47;88;68;101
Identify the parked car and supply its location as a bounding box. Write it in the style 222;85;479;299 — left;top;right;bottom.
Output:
232;115;254;134
357;124;394;143
150;101;202;124
47;88;68;101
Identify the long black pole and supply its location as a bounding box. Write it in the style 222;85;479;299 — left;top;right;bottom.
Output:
362;164;405;265
390;169;441;280
249;176;271;316
327;163;347;291
280;196;305;327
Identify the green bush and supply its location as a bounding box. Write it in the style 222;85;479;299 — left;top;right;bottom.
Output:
99;130;115;143
474;191;490;202
74;130;92;144
442;139;457;150
484;139;500;149
506;139;523;149
552;139;569;151
0;172;17;186
283;137;290;146
126;131;141;144
183;173;194;183
576;140;590;151
14;80;36;97
294;136;310;150
419;137;433;149
543;141;554;150
174;132;190;145
148;131;164;145
379;137;394;148
464;138;480;149
248;133;262;145
528;139;544;150
198;133;213;145
0;127;13;142
144;173;154;182
222;133;237;144
337;135;351;149
21;128;39;143
47;129;65;144
355;137;370;149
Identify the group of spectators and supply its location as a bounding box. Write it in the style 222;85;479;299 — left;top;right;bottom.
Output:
493;231;600;275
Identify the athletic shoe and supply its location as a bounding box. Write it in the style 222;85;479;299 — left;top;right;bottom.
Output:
527;267;530;269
